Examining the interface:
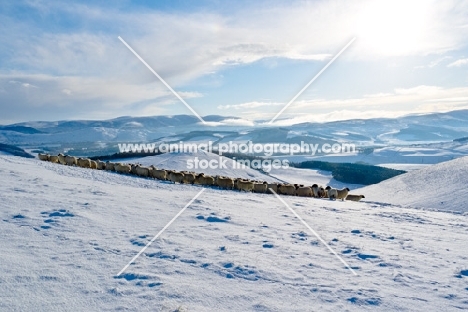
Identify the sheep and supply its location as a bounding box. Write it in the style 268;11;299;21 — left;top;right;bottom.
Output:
48;155;59;163
65;155;77;166
114;163;131;174
195;173;215;186
151;168;167;180
38;153;49;161
296;186;313;197
253;181;268;193
131;164;142;175
135;165;150;177
96;160;106;170
318;186;327;198
168;171;185;184
346;194;365;202
267;183;279;194
326;186;349;201
236;179;254;192
57;153;67;165
311;184;320;198
182;171;196;184
105;161;115;171
278;184;296;196
90;160;98;169
77;158;91;168
216;176;234;190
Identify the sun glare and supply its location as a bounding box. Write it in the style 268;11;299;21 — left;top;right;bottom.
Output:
356;0;430;56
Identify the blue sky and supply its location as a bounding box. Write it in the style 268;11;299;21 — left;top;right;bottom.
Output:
0;0;467;125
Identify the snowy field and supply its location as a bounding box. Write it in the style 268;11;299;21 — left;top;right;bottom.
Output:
1;155;468;311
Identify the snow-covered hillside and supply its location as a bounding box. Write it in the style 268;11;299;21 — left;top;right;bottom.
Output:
358;156;468;213
1;155;468;311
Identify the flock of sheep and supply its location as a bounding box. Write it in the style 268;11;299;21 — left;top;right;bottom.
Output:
38;153;365;201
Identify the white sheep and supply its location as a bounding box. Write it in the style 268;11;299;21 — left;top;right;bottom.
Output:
65;155;77;166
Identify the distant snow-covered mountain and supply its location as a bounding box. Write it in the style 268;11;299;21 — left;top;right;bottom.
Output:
1;110;468;165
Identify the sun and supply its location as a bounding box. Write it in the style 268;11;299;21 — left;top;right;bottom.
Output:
355;0;430;56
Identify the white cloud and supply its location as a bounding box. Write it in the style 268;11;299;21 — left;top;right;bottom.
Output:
1;1;468;123
218;85;468;124
447;58;468;67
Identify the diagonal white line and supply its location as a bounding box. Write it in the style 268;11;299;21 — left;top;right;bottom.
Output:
269;188;358;276
268;37;356;124
118;36;207;125
116;188;206;277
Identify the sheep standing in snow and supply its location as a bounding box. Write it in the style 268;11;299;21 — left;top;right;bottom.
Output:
89;160;98;169
77;158;91;168
326;186;349;201
135;165;150;177
253;181;268;193
346;194;365;202
311;184;320;198
38;153;49;161
216;176;234;189
168;171;185;184
151;168;167;180
96;160;106;170
278;184;296;196
182;171;196;184
235;179;254;192
267;183;279;194
195;173;215;186
318;186;327;198
296;186;313;197
65;155;77;166
57;153;67;165
49;155;59;163
114;163;131;174
105;161;115;171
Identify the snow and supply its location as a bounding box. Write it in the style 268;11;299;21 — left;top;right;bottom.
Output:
1;155;468;311
357;156;468;213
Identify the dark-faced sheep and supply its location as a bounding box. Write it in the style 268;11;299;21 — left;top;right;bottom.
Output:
346;194;365;202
